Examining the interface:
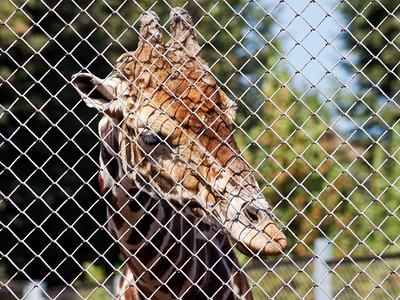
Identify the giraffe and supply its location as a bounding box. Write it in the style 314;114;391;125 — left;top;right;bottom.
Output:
72;8;286;300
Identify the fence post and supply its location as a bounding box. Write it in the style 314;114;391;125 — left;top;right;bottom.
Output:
313;238;333;300
23;280;46;300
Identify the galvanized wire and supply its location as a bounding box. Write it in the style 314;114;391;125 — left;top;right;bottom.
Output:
1;0;399;299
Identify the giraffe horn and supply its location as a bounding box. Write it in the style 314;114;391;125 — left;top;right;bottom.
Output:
135;10;166;75
138;11;163;46
168;7;203;63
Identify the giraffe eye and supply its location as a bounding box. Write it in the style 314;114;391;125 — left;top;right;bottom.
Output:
138;132;161;146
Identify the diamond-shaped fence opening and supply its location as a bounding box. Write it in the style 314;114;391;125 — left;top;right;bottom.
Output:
1;0;399;299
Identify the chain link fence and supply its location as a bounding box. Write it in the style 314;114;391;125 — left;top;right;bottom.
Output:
1;0;399;299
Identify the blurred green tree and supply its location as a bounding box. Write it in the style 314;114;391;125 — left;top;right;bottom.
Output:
341;1;399;102
337;0;400;256
235;66;361;258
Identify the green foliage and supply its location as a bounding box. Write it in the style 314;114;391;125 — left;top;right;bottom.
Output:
341;0;400;100
233;0;400;257
336;0;400;256
339;1;400;138
79;288;113;300
82;261;106;283
235;68;359;257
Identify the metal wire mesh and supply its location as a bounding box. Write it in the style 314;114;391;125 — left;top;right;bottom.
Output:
1;0;399;299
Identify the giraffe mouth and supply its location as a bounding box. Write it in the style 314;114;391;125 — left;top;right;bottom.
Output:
226;219;287;257
229;232;287;258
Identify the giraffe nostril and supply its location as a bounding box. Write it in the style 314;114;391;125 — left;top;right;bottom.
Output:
244;206;259;223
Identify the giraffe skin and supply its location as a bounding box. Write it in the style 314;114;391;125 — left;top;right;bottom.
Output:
99;117;252;299
72;7;286;299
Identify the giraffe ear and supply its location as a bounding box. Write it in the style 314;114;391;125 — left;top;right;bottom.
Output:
71;73;116;111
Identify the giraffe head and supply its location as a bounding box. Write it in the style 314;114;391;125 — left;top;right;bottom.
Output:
72;8;286;257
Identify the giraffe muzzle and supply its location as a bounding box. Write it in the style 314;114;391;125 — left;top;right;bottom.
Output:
224;200;287;257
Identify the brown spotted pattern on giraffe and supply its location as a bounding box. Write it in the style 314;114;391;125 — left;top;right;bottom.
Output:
109;194;125;230
127;189;148;213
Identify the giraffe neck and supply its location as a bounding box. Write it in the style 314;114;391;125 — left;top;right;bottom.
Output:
98;117;252;300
